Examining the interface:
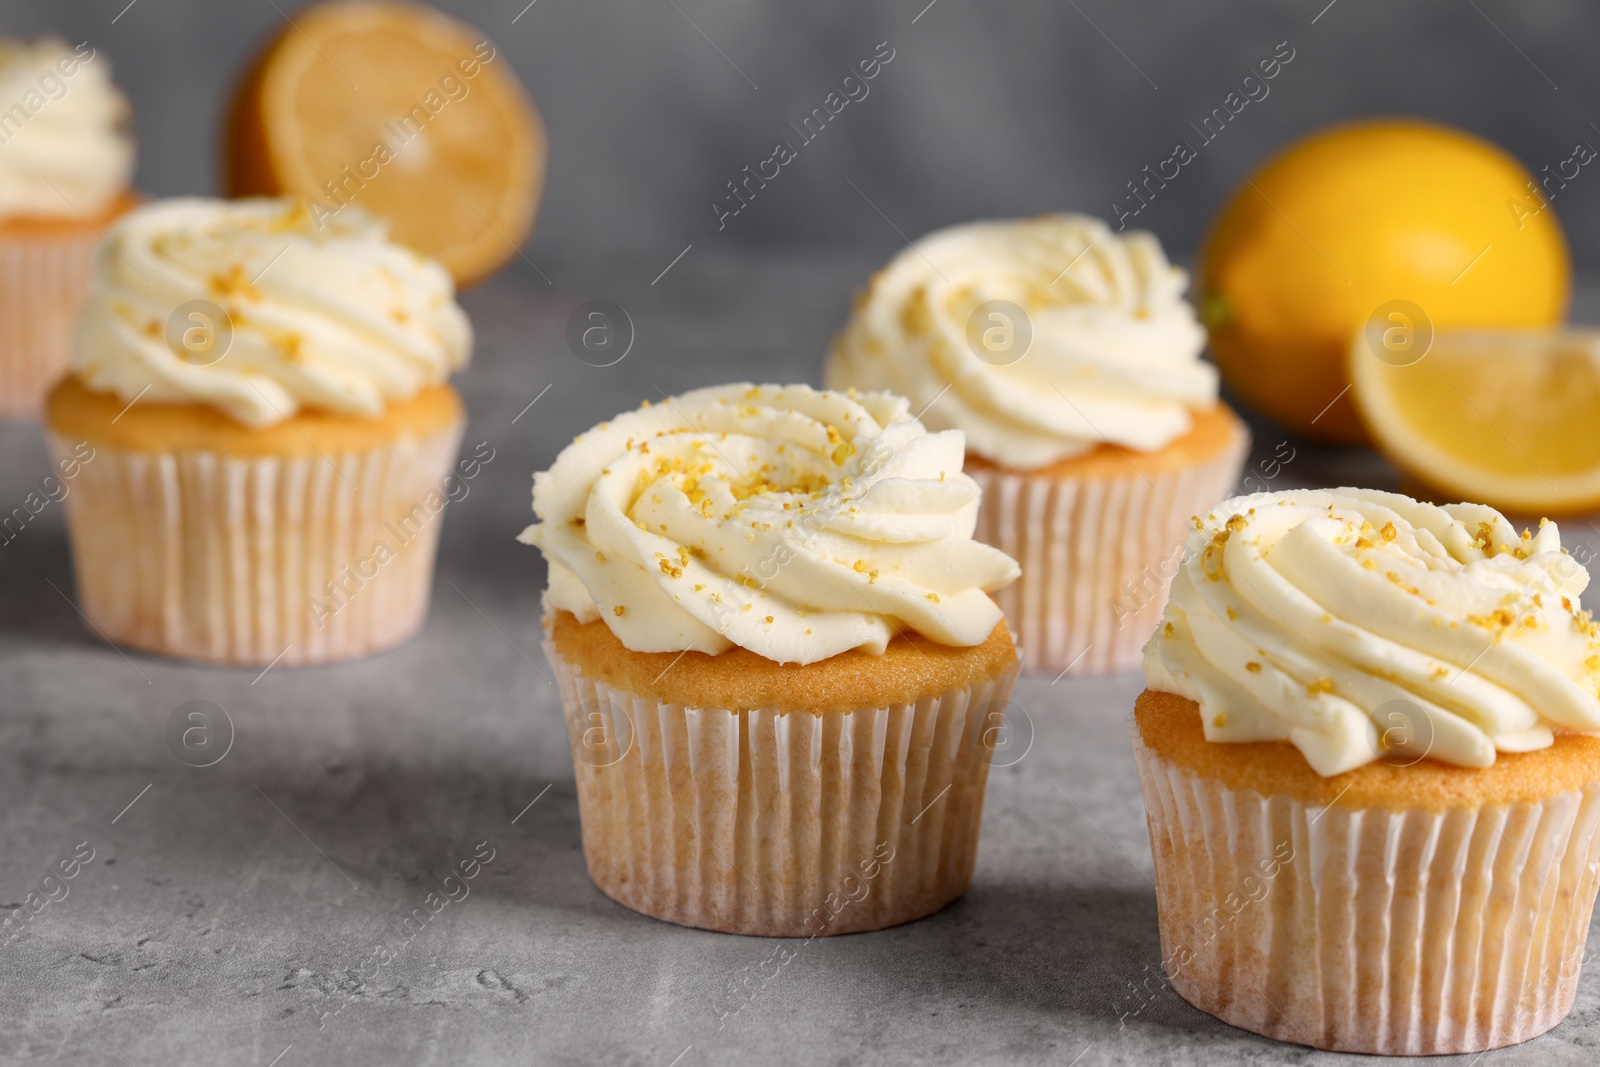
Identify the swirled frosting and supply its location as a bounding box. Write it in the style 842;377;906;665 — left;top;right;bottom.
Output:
519;384;1021;665
72;198;471;427
0;38;134;218
1145;488;1600;776
825;214;1217;470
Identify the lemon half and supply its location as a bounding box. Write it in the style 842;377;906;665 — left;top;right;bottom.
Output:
226;0;546;288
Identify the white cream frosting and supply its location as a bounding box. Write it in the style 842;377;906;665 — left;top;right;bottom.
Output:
73;198;472;427
825;214;1217;470
1145;488;1600;776
0;38;134;218
519;384;1021;665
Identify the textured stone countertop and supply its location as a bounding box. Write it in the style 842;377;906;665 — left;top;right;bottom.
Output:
2;250;1598;1065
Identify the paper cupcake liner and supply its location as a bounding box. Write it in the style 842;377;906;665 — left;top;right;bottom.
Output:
0;226;104;418
544;642;1020;936
47;421;463;665
1130;724;1600;1055
969;430;1248;677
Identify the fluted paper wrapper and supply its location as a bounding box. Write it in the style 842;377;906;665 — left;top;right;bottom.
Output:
545;643;1020;936
970;431;1248;676
47;421;463;665
1131;724;1600;1055
0;227;101;418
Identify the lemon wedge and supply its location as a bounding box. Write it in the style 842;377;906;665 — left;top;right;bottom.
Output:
1350;325;1600;515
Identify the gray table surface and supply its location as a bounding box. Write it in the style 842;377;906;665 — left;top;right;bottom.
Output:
4;249;1600;1066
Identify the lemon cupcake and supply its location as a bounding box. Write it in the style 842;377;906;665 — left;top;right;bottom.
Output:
0;37;138;417
1135;487;1600;1054
827;214;1248;676
520;384;1021;936
46;197;471;665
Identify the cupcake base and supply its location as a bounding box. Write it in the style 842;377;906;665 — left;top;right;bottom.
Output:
1131;688;1600;1055
545;611;1020;936
46;378;465;666
968;403;1248;677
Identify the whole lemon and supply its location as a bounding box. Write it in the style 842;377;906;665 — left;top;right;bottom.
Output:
1198;118;1571;443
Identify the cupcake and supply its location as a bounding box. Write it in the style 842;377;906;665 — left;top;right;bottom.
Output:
520;384;1021;935
0;37;138;417
826;214;1248;676
45;197;471;665
1135;487;1600;1054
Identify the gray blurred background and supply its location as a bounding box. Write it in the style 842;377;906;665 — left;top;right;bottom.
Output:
5;0;1600;270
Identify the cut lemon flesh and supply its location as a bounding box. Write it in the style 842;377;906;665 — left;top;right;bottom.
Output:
1350;327;1600;515
227;0;545;288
